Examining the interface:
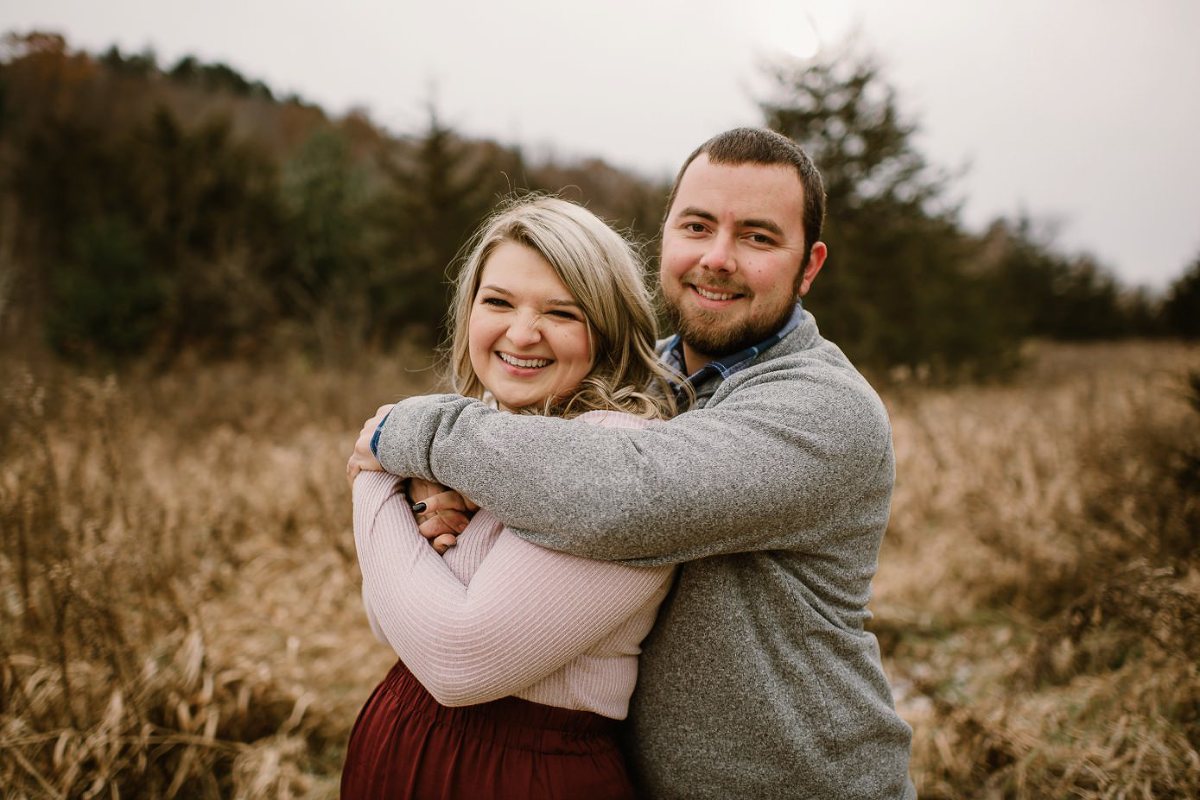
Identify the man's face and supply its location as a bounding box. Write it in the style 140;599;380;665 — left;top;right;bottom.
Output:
660;154;826;367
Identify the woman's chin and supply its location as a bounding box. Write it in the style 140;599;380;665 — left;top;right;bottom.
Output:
490;393;543;412
487;386;574;413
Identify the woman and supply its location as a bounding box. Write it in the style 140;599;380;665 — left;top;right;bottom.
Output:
342;197;681;799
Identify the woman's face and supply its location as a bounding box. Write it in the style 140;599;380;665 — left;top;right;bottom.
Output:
468;241;594;410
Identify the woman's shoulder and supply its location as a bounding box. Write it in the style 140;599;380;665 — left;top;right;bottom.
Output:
574;409;655;430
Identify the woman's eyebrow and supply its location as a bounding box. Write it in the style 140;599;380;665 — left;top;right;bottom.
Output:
479;285;579;309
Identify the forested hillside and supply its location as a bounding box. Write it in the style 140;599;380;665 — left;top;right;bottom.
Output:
2;31;1192;377
0;31;664;364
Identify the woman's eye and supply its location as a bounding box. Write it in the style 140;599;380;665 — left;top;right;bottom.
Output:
480;297;511;308
547;310;581;321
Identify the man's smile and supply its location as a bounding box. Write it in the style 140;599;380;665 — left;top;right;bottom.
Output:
695;285;741;301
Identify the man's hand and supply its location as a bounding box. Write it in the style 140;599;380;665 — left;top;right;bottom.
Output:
346;404;394;486
409;477;478;554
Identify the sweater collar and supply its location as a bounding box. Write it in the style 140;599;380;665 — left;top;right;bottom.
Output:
663;301;806;406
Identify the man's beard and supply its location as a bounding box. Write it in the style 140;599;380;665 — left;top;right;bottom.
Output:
664;294;796;361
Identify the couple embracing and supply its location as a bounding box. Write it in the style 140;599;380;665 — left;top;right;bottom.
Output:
343;127;916;799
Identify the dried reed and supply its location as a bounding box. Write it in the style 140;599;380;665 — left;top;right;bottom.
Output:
1;349;436;798
874;340;1200;798
2;340;1197;797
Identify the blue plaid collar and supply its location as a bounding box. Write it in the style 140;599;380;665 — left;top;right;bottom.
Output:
664;301;803;405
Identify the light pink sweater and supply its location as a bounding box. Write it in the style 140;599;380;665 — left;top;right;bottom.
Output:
353;410;674;720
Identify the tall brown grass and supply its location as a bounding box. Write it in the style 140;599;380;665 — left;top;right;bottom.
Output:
1;340;1197;798
874;341;1200;799
1;348;438;798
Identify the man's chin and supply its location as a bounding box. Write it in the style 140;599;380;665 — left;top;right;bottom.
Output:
677;320;756;360
674;307;793;361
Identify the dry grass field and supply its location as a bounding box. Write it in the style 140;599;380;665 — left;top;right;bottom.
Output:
2;341;1198;798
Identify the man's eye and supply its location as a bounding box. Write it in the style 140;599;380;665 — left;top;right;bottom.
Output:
684;222;707;233
748;233;775;245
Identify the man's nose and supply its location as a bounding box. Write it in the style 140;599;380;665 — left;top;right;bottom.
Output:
699;231;736;272
507;310;542;346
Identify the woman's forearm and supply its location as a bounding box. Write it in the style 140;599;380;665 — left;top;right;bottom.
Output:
352;471;671;706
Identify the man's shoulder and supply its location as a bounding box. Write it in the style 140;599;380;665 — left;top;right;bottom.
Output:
739;322;879;399
716;325;891;439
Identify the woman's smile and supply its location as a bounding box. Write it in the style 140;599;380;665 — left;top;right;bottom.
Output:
496;351;553;371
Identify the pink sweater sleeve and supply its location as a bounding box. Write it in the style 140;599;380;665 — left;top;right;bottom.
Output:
353;412;672;707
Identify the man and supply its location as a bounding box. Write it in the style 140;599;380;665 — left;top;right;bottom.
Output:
350;128;916;799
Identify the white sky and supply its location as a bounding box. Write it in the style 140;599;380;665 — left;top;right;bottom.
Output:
3;0;1198;290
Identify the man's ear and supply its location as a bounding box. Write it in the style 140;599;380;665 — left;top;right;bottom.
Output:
797;242;828;297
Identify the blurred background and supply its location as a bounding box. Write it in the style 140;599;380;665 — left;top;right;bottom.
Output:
1;2;1197;798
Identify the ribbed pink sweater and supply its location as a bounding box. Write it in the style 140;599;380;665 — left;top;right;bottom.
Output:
353;410;674;720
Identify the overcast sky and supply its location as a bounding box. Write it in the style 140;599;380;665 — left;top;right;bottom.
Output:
3;0;1198;289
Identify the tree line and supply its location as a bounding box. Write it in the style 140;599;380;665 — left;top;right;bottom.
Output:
1;31;1195;377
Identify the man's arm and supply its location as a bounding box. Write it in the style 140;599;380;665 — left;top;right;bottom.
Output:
375;362;893;565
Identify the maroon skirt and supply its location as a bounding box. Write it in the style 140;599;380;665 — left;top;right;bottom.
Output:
340;659;637;799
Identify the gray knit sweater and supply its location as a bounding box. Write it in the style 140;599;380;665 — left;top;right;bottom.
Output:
375;308;916;799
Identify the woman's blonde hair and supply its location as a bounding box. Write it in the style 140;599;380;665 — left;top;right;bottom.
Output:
446;196;680;420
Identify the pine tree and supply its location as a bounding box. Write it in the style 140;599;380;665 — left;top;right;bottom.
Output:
368;105;518;344
761;52;1018;378
1163;254;1200;339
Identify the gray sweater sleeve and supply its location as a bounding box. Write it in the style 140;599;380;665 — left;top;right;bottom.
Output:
375;359;892;566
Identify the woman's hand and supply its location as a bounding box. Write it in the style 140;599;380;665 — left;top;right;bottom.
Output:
345;404;478;554
408;478;479;554
346;404;393;486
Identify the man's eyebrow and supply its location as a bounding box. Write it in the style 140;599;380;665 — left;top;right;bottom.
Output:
676;207;785;238
741;218;785;237
676;206;717;223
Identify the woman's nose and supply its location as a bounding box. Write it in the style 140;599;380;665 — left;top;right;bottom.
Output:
507;310;542;346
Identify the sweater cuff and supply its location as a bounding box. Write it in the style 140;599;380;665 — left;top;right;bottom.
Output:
369;411;391;457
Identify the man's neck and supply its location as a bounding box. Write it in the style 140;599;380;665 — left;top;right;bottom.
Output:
681;342;714;377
